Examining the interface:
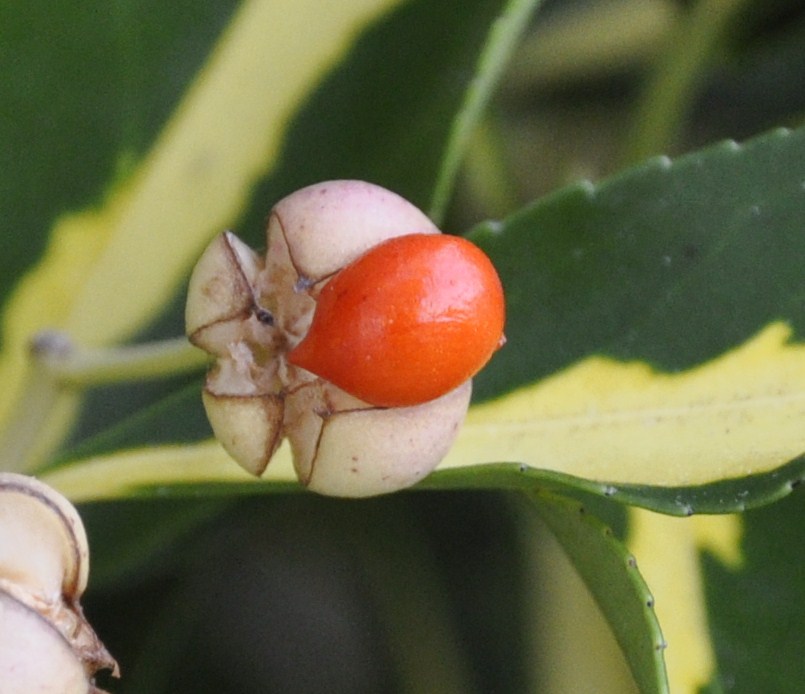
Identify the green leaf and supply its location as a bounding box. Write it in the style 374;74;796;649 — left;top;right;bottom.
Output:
40;444;805;518
702;491;805;693
527;491;669;693
0;1;242;470
0;1;240;307
44;127;805;519
456;126;805;490
471;125;805;396
61;0;413;349
0;0;412;474
49;0;545;461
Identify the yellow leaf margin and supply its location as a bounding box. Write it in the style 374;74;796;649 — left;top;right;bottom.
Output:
445;320;805;486
43;320;804;503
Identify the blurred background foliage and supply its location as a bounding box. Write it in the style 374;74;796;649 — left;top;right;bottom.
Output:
2;0;804;692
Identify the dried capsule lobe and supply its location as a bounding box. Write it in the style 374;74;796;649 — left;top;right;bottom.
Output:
288;233;505;407
289;380;472;497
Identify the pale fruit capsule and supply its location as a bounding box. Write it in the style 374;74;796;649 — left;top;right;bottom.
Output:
0;473;118;692
185;180;503;497
0;591;91;694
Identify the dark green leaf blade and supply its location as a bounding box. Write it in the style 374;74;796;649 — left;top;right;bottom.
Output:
0;1;239;312
702;490;805;693
470;126;805;400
